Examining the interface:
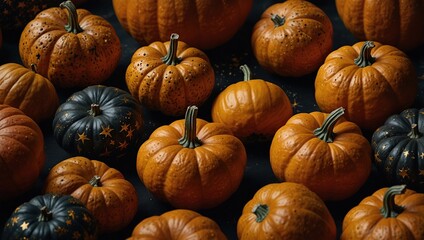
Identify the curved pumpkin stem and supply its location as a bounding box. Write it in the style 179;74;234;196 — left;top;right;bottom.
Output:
252;204;269;223
408;123;421;139
89;175;102;187
178;105;202;148
38;206;53;222
240;64;252;81
60;0;83;34
380;185;406;218
271;14;285;28
313;107;345;143
89;104;101;116
162;33;182;66
354;41;376;67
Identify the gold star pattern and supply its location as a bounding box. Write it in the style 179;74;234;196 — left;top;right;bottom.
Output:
68;210;75;220
20;221;29;230
120;123;130;132
420;153;424;159
100;126;113;138
77;132;90;144
11;217;19;225
403;150;410;158
388;156;394;162
109;140;115;145
399;167;410;179
127;127;134;140
118;141;129;150
122;97;130;103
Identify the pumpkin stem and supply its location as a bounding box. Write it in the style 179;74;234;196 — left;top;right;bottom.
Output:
271;14;285;27
162;33;182;66
252;204;269;223
89;104;101;116
89;175;102;187
380;185;406;218
313;107;345;143
60;0;84;34
354;41;376;67
240;64;252;81
407;124;421;139
178;105;202;148
38;206;53;222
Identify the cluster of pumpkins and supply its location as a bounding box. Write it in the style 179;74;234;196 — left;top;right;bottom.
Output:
1;0;424;239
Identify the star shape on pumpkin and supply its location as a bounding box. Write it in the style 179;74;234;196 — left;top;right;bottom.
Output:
11;217;19;225
83;213;91;223
385;166;391;173
404;112;415;119
374;153;382;163
122;97;130;104
100;147;112;158
291;98;302;110
420;152;424;159
126;127;135;140
109;140;115;145
20;221;29;230
399;167;410;179
388;156;394;162
403;150;410;158
68;210;75;220
118;141;129;150
77;132;90;144
100;126;113;138
120;123;130;132
419;169;424;176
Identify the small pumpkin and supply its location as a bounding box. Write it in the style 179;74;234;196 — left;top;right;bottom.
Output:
341;185;424;239
0;63;59;123
372;108;424;192
43;156;138;233
136;105;247;210
251;0;333;77
19;0;121;88
0;104;45;201
315;41;418;131
126;33;215;116
128;209;227;240
52;85;143;161
270;107;372;201
237;182;337;240
1;193;97;239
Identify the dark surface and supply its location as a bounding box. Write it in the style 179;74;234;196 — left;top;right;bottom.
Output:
1;0;424;239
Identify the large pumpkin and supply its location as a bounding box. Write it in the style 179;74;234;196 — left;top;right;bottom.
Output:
315;41;418;131
19;0;121;88
126;33;215;116
136;105;247;210
0;105;45;201
336;0;424;51
112;0;253;50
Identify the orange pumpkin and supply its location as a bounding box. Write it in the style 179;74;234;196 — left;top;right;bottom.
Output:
0;104;45;201
19;0;121;88
341;185;424;239
128;209;227;240
43;156;138;233
126;33;215;116
270;107;372;201
251;0;333;77
237;182;337;240
315;41;418;131
136;105;247;210
112;0;253;50
211;64;293;141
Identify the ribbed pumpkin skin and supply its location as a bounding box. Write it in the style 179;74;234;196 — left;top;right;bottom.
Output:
0;63;59;123
0;105;45;201
112;0;252;50
128;209;227;240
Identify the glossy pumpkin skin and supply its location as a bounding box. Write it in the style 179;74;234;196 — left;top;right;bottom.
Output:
315;41;417;131
126;33;215;116
237;182;337;240
0;105;45;201
252;0;333;77
52;85;143;161
1;193;97;240
112;0;252;50
336;0;424;51
372;108;424;192
0;63;59;123
137;106;247;210
270;107;372;201
341;185;424;239
128;209;227;240
19;0;121;88
43;156;138;233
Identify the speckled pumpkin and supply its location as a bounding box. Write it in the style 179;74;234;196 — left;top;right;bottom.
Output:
19;0;121;88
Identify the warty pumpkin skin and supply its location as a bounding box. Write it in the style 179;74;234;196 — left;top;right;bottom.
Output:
315;41;418;131
112;0;252;50
128;209;227;240
270;107;372;201
43;156;138;234
136;106;247;210
126;33;215;116
19;0;121;88
0;104;45;201
251;0;333;77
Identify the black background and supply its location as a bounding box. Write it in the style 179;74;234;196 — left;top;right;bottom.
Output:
1;0;424;239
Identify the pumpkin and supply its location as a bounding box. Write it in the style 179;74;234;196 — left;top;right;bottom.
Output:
43;156;138;233
0;104;45;201
126;33;215;116
19;0;121;88
211;64;293;141
315;41;418;131
128;209;227;240
270;107;372;201
372;108;424;192
52;85;143;161
1;193;97;239
341;185;424;239
251;0;333;77
0;63;59;123
237;182;337;240
136;105;247;210
336;0;424;51
112;0;252;50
